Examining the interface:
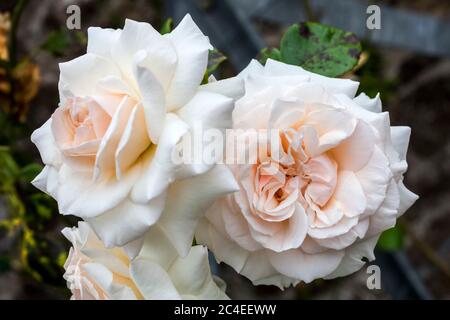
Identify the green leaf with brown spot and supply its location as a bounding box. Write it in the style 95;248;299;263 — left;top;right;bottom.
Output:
279;22;361;77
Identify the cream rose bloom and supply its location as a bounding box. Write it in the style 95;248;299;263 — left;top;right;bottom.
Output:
196;59;418;287
63;222;228;300
31;15;241;255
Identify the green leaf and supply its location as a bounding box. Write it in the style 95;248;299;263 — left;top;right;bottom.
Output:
160;18;173;35
377;225;405;251
279;22;361;77
259;47;281;65
41;30;71;56
202;49;227;84
207;49;227;76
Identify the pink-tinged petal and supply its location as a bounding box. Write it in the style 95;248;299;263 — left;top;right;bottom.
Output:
93;96;135;181
86;191;166;248
251;203;308;252
63;140;100;157
165;14;212;110
268;98;306;130
356;146;391;217
233;86;277;129
221;198;262;252
157;164;238;257
115;104;151;179
91;91;127;117
88;100;111;139
324;235;380;279
332;120;375;171
308;215;359;239
197;215;296;289
304;105;357;156
300;236;329;254
308;198;345;228
51;107;75;149
333;170;367;218
315;218;369;250
59;53;121;98
268;248;344;283
304;154;337;207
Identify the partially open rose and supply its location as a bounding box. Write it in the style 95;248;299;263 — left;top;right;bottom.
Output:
63;222;228;300
196;59;418;287
31;15;241;255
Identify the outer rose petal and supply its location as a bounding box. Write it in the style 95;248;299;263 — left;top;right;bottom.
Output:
131;113;189;203
130;258;182;300
87;27;121;60
324;235;380;279
168;246;229;300
133;50;167;143
59;53;121;99
56;161;141;218
268;248;344;284
157;164;239;257
30;119;61;166
353;92;382;113
200;76;245;100
165;14;212;110
264;59;359;97
196;218;296;289
86;192;166;248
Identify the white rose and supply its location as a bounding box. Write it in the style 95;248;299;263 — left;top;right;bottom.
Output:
63;221;228;300
196;59;418;288
31;15;242;255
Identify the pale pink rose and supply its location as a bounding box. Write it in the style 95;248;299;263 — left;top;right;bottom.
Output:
63;222;228;300
196;59;418;287
31;15;242;255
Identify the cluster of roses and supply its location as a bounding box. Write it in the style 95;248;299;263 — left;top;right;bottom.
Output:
31;15;418;299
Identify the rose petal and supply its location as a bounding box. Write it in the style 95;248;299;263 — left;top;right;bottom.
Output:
165;14;212;110
324;235;380;279
157;164;238;257
130;258;181;300
268;248;344;283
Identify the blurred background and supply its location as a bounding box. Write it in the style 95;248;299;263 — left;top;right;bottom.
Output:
0;0;449;299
